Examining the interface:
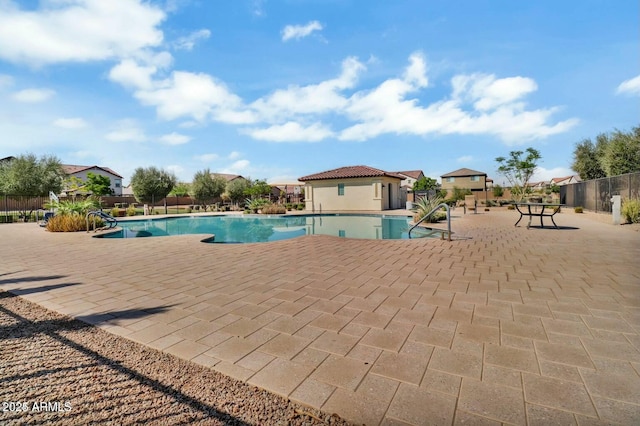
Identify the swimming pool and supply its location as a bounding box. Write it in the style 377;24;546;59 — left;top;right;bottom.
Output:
98;214;430;243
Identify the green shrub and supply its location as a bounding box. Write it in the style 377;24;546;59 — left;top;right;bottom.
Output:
413;196;446;223
126;205;136;216
110;207;119;217
574;206;583;213
245;198;270;213
621;198;640;223
296;203;305;210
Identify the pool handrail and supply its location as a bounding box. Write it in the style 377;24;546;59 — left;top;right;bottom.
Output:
408;203;451;241
86;210;117;232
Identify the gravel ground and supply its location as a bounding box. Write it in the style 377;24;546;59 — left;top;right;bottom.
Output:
0;291;352;426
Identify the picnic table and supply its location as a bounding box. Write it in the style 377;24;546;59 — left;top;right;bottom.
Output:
513;203;564;229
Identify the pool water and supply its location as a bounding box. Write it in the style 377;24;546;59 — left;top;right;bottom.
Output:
98;214;429;243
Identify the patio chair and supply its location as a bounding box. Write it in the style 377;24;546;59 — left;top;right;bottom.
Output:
40;212;55;227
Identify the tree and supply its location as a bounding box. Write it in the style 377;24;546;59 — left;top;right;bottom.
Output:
601;127;640;176
572;126;640;179
0;154;66;220
0;153;65;196
169;182;191;197
130;167;177;213
86;172;112;196
190;169;226;210
452;186;472;201
495;147;541;202
413;176;438;191
225;178;250;206
245;179;272;200
63;175;84;201
572;138;606;180
492;184;504;198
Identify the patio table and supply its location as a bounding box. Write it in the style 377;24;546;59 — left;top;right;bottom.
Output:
513;202;564;229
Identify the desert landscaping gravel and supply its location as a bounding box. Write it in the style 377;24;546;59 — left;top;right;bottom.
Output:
0;291;352;425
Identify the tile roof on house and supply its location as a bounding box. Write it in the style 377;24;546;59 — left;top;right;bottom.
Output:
212;173;246;182
395;170;424;179
551;175;578;184
1;156;16;163
441;168;487;178
299;165;405;181
62;164;123;178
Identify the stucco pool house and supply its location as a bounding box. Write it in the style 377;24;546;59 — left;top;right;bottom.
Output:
299;165;406;211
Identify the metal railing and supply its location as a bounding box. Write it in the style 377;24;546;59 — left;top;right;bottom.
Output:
408;203;451;241
86;210;117;232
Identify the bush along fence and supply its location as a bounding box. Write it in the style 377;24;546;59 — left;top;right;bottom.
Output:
560;172;640;213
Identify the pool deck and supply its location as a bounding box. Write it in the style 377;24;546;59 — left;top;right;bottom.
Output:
1;208;639;425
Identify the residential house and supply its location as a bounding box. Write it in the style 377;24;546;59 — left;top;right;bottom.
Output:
271;182;304;203
395;170;424;202
395;170;424;190
440;168;488;197
62;164;124;196
299;165;405;211
551;175;581;186
528;181;547;192
0;156;16;163
211;173;247;184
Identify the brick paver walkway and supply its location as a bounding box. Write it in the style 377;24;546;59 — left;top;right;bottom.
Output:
1;209;639;425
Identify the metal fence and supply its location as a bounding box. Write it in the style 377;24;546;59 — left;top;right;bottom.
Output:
560;172;640;213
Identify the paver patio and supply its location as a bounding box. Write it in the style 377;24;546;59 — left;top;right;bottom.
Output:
1;209;639;425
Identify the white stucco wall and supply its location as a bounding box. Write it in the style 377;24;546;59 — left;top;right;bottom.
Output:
69;168;123;196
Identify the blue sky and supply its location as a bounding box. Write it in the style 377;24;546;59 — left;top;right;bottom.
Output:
0;0;638;186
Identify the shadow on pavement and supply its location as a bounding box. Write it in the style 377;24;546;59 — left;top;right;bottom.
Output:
0;291;251;425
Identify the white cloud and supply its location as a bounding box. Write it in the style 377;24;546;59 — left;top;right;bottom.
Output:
452;74;538;111
0;0;165;66
243;121;334;142
250;0;266;17
457;155;473;163
110;49;576;145
195;153;219;162
159;132;191;145
228;151;241;160
134;70;253;123
616;75;640;96
338;55;577;143
53;118;88;129
166;164;184;177
221;159;250;174
174;29;210;51
251;56;365;121
531;166;575;183
282;21;323;42
105;120;147;142
108;59;158;90
12;88;56;103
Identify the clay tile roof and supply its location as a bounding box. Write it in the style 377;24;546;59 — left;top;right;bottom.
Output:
62;164;123;178
396;170;424;179
299;165;405;181
551;176;573;183
440;168;487;178
212;173;246;182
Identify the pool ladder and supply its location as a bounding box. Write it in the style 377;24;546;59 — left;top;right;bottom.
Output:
408;203;452;241
86;210;118;232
